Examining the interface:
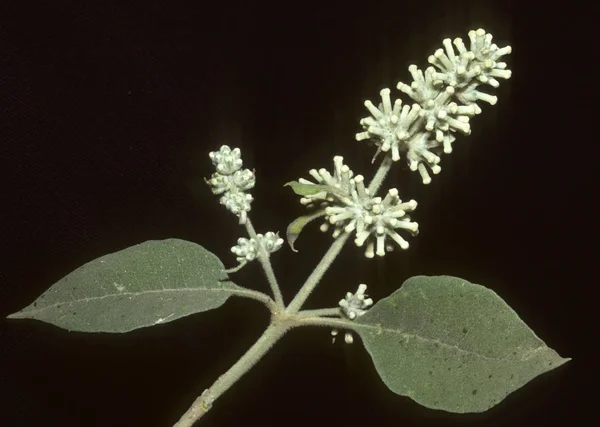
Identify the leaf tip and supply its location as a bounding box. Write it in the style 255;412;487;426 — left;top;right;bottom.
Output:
6;311;27;321
560;356;572;365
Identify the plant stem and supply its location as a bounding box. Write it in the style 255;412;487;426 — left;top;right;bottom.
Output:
172;313;355;426
292;315;357;330
173;319;291;427
284;231;350;314
297;307;341;318
244;218;285;308
229;288;277;311
367;153;393;194
176;153;396;425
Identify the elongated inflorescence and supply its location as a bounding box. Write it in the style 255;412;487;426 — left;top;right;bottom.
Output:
206;146;286;273
356;29;511;184
206;145;255;224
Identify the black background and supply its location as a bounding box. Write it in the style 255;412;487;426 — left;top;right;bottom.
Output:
0;1;592;426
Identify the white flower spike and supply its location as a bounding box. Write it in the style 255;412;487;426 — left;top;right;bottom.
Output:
332;284;373;344
356;28;511;184
206;145;256;224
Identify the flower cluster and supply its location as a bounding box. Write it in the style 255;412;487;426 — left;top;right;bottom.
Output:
356;29;511;184
231;232;284;264
332;284;373;344
298;156;418;258
206;145;255;224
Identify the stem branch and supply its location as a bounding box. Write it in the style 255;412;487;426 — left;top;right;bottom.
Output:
179;150;396;425
285;232;350;314
228;288;277;311
367;153;393;194
173;320;291;427
244;218;285;308
172;313;356;426
296;307;341;318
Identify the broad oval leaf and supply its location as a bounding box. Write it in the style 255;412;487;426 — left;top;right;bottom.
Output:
7;239;247;333
286;209;326;252
354;275;570;413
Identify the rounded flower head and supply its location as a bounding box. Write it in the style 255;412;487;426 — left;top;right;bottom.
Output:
325;186;418;258
355;88;422;163
231;232;284;264
331;284;373;344
209;145;243;175
220;191;253;224
355;88;462;184
208;169;255;195
427;29;512;105
297;156;418;258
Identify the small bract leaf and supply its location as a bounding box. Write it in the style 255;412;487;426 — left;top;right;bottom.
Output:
284;181;346;198
7;239;247;333
354;275;570;413
284;181;331;196
286;210;326;252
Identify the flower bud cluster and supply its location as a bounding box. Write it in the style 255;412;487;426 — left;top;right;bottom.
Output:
231;232;284;263
356;29;511;184
332;284;373;344
206;145;255;224
298;156;418;258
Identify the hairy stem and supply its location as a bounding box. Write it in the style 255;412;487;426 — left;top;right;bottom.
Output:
228;288;277;311
176;150;396;426
367;153;394;195
173;319;291;427
297;307;341;318
284;231;350;314
292;315;357;330
172;313;356;426
244;218;285;308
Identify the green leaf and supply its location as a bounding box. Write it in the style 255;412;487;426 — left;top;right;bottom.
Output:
286;210;326;252
354;275;570;413
7;239;246;333
284;181;330;196
284;180;347;198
